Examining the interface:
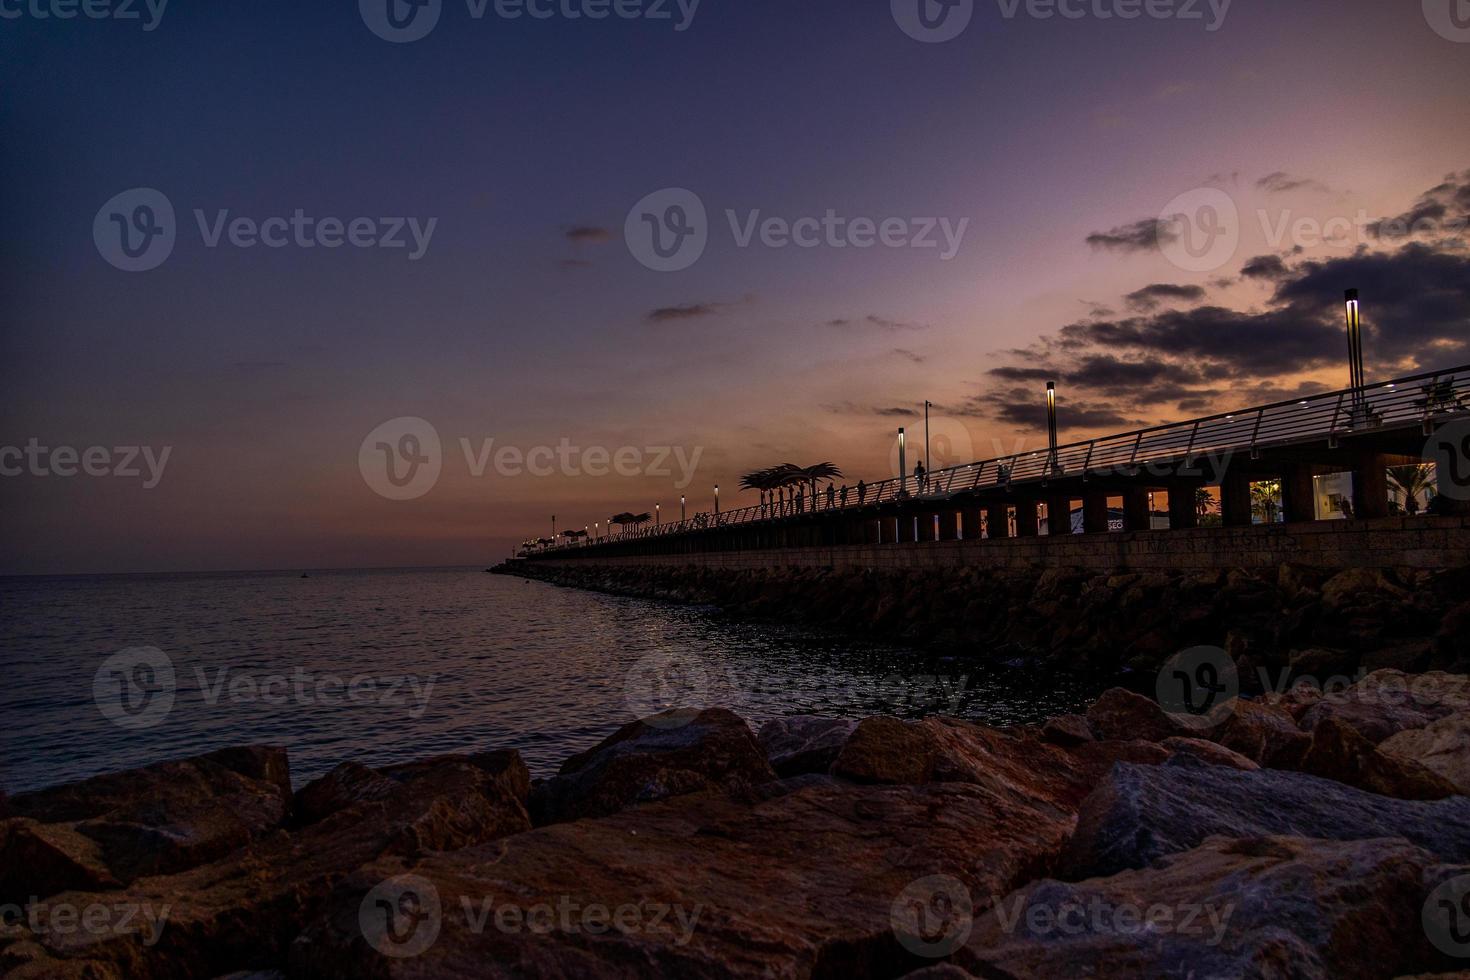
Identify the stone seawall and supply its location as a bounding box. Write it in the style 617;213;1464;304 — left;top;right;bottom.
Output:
527;515;1470;574
498;531;1470;683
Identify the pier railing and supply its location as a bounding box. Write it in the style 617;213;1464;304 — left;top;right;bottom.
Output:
536;363;1470;552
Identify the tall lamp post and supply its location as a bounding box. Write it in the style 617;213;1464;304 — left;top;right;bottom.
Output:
924;401;931;473
898;427;907;497
1046;382;1059;473
1345;289;1366;420
714;485;720;516
656;503;661;526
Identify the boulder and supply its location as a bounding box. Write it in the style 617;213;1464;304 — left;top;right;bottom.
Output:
1084;688;1187;743
1294;718;1460;800
830;715;939;784
0;752;532;979
292;776;1077;978
756;715;857;777
1061;757;1470;880
1299;670;1470;744
0;747;291;900
1158;737;1258;771
1040;714;1093;746
531;708;775;824
1321;567;1409;606
1381;712;1470;795
970;836;1464;980
1207;696;1312;768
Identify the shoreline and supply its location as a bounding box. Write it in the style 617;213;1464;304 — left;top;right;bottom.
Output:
4;665;1469;977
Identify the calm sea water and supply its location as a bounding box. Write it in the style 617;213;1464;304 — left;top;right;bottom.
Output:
0;568;1109;794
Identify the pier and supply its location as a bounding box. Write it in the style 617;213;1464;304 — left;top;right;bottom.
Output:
521;363;1470;566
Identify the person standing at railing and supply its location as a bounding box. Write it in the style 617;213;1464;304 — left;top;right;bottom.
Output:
839;484;849;508
914;460;927;495
857;479;867;505
826;484;835;509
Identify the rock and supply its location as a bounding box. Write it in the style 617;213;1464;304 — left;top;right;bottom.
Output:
1061;757;1470;880
970;836;1463;980
1381;712;1470;794
531;708;775;824
1159;737;1259;770
1207;697;1311;768
1084;688;1187;743
1321;567;1409;606
756;715;857;777
0;747;292;899
1040;714;1093;746
1295;718;1460;800
292;762;397;824
1300;670;1470;743
1288;646;1356;678
830;715;939;784
0;752;532;979
292;776;1077;978
1277;562;1326;599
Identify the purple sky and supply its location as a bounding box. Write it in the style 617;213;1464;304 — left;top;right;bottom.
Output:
3;0;1469;573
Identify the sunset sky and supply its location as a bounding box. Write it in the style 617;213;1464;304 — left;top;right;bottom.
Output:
3;0;1469;574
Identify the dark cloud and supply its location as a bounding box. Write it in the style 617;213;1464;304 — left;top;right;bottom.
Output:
824;315;929;332
1239;254;1290;281
957;386;1142;430
987;366;1056;383
1256;171;1331;195
1085;219;1177;253
564;226;612;244
1124;283;1207;311
822;401;918;418
891;348;926;364
647;303;722;322
1365;169;1470;240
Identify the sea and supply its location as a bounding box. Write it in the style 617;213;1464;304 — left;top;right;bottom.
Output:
0;567;1110;794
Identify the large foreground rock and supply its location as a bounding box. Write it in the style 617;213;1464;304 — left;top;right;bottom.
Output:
0;752;531;979
0;746;291;904
530;708;776;824
970;835;1467;980
1062;756;1470;880
294;776;1079;978
1298;670;1470;743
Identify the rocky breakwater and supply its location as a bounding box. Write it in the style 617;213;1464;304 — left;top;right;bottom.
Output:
496;561;1470;681
3;670;1470;978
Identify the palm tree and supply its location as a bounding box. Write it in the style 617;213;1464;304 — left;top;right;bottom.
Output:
1195;487;1217;517
796;462;843;502
1387;464;1435;516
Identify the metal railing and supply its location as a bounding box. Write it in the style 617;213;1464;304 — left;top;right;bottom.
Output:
529;364;1470;553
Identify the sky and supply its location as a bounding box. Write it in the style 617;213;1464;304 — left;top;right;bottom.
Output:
2;0;1469;574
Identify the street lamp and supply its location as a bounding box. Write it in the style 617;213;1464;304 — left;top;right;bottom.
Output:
595;521;600;541
898;427;907;497
656;503;661;526
1046;381;1059;472
1345;289;1366;418
714;485;720;515
681;495;686;522
924;401;931;474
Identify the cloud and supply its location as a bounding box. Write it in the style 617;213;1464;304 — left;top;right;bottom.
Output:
1365;169;1470;240
564;225;612;244
1239;254;1291;281
891;348;926;364
824;315;929;333
1085;219;1177;254
1124;283;1207;311
1256;171;1331;195
955;386;1143;430
647;303;723;323
822;401;919;418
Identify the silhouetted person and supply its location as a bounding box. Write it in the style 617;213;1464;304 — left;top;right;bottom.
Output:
826;484;836;509
914;460;927;494
857;479;867;504
839;484;849;507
